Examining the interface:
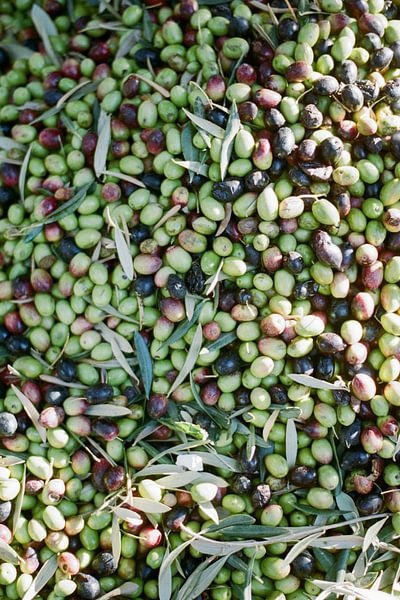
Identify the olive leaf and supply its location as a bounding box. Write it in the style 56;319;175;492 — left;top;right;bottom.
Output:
312;580;395;600
12;463;26;536
102;304;139;325
156;471;200;488
0;137;26;152
110;338;139;383
194;451;239;472
116;30;141;58
215;202;232;237
246;425;256;461
0;539;22;565
113;221;134;281
56;80;99;108
362;517;388;553
112;507;143;525
111;512;121;565
220;100;241;181
18;144;32;204
288;373;347;390
176;555;230;600
262;409;279;443
205;331;236;353
159;539;194;600
183;109;225;139
172;159;209;176
0;38;34;60
167;324;203;397
103;169;145;188
22;554;58;600
185;294;196;320
143;9;154;42
170;421;208;440
243;554;256;600
199;501;219;524
96;322;134;354
12;384;46;443
85;405;132;417
129;496;171;513
283;532;323;569
181;123;200;183
134;331;153;398
134;72;170;98
94;109;111;178
313;547;336;572
31;5;61;66
285;419;298;469
96;583;140;600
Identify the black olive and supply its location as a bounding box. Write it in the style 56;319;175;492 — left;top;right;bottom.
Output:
24;39;39;51
236;289;252;304
181;556;201;577
0;501;11;523
391;41;400;67
75;573;101;600
340;84;365;111
318;136;343;165
192;412;212;430
274;126;296;157
352;142;368;160
362;32;382;51
212;179;245;202
364;135;384;154
269;158;286;179
124;385;140;402
335;60;358;84
207;107;229;128
57;237;81;262
333;389;351;406
269;384;288;405
43;89;63;106
283;251;304;274
362;320;382;343
357;79;379;104
130;223;150;244
301;104;323;129
167;274;187;299
314;38;334;56
245;245;261;266
316;333;346;354
370;47;394;70
289;466;317;488
231;474;252;495
183;172;207;190
165;507;190;531
0;412;18;437
365;181;382;197
339;243;355;271
277;18;299;41
16;413;29;434
264;108;286;130
329;299;350;324
313;76;339;96
55;358;77;383
288;167;311;187
134;48;161;68
45;385;68;406
234;387;250;407
291;551;315;579
238;446;259;474
5;335;30;355
140;172;163;193
357;494;384;515
244;170;269;192
215;352;241;376
0;123;13;136
0;48;9;71
341;448;371;471
294;280;319;300
92;552;117;576
133;275;156;297
314;356;335;381
136;562;156;580
0;187;16;205
339;420;362;446
229;16;250;37
251;484;271;508
211;5;232;18
387;232;400;251
86;384;114;404
185;262;205;294
292;357;314;375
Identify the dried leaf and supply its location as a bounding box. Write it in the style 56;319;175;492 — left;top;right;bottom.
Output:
199;501;219;524
114;222;134;281
112;507;143;525
172;159;208;176
94;109;111;178
31;5;60;66
12;463;26;536
176;555;230;600
134;331;153;398
18;144;32;204
0;137;26;152
12;384;46;443
363;517;388;553
103;169;145;188
130;496;171;513
22;554;58;600
288;374;347;390
215;203;232;237
283;532;323;568
96;322;134;354
96;583;140;600
263;409;279;443
168;324;203;396
285;419;297;469
183;109;225;139
111;512;121;564
85;405;131;417
0;539;22;564
220;100;241;180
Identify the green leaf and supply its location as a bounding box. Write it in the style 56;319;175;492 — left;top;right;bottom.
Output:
190;375;230;430
167;324;203;396
31;5;60;66
176;555;230;600
183;109;225;139
134;331;153;398
18;143;32;204
297;505;348;517
220;100;241;180
94;109;111;177
285;418;297;469
161;420;207;440
243;554;256;600
205;331;236;352
143;9;154;42
313;547;336;573
23;224;43;244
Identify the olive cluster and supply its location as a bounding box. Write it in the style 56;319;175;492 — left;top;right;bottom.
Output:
1;0;400;598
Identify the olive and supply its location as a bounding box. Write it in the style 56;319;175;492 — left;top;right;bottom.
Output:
289;466;317;488
341;448;371;471
75;573;101;600
181;556;201;577
238;447;259;474
314;356;335;381
329;299;351;324
318;136;343;165
277;18;299;41
316;333;346;354
92;552;117;576
212;179;245;202
45;385;68;406
133;275;156;297
57;237;81;262
251;484;271;508
333;389;351;406
134;48;161;68
167;274;187;299
207;107;229;128
165;507;190;531
231;474;252;495
264;108;286;130
341;84;365;111
244;170;269;192
141;172;163;193
294;280;319;300
269;385;289;405
292;357;314;375
5;335;30;355
357;494;384;515
314;76;339;96
86;384;114;404
335;60;358;84
229;16;250;37
274;127;296;158
55;358;77;382
0;187;16;205
214;351;242;376
283;251;304;274
0;501;12;522
130;223;151;244
185;262;205;294
291;551;315;579
0;412;18;437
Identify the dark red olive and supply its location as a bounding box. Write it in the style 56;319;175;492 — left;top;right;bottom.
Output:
147;394;168;419
165;507;190;531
